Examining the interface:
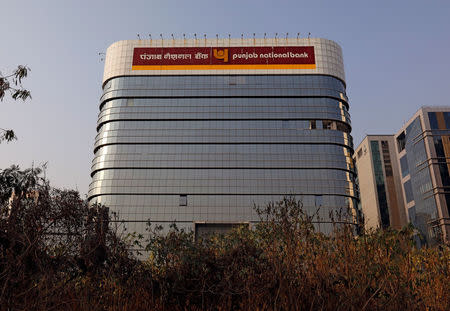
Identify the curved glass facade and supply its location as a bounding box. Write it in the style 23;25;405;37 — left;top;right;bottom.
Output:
89;72;358;234
89;38;359;236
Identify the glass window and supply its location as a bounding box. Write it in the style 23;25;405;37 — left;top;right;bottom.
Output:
428;112;439;129
381;141;392;177
444;112;450;129
403;180;414;203
316;120;323;129
397;131;406;152
408;205;416;223
314;195;323;207
323;120;333;130
179;195;187;206
405;117;422;143
371;141;390;228
433;136;450;188
400;155;409;177
446;194;450;216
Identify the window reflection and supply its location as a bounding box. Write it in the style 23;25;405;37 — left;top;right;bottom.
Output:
90;74;358;232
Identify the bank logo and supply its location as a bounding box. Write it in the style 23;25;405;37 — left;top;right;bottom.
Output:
213;49;229;62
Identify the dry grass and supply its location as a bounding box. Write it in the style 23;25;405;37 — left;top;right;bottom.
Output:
1;196;449;310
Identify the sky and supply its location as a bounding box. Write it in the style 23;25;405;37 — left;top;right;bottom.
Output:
1;0;449;196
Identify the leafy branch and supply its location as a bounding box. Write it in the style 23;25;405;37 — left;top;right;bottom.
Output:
0;65;31;143
0;128;17;142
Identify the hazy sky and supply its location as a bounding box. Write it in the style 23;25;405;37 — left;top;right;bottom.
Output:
1;0;449;196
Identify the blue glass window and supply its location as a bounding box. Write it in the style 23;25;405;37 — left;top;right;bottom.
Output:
403;180;414;203
408;205;416;223
400;155;409;177
428;112;439;129
371;141;390;228
444;112;450;129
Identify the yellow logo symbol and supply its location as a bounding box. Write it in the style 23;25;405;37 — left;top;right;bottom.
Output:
213;49;229;62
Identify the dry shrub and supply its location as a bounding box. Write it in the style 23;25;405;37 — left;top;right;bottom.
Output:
0;167;449;311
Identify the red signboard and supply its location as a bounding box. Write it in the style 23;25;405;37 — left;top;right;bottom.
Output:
132;46;315;70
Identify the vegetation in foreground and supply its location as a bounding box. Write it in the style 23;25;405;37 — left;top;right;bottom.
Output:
0;165;449;310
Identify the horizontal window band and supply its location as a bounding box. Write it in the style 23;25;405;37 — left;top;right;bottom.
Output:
88;192;359;201
100;99;350;112
90;166;357;177
93;141;354;154
102;73;347;89
98;118;350;122
99;95;349;111
96;118;352;131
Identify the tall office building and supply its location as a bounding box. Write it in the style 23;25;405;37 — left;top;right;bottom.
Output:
395;107;450;244
354;135;407;230
88;37;359;237
355;107;450;244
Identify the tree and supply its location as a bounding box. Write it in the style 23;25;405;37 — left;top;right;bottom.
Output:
0;165;139;309
0;65;31;143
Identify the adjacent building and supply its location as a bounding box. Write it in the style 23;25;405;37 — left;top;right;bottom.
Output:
354;135;406;230
355;107;450;244
396;107;450;244
88;37;359;237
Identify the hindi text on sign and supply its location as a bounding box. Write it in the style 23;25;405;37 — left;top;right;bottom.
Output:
132;46;316;70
